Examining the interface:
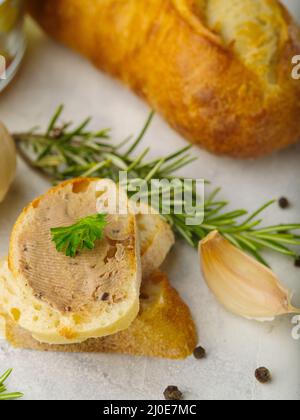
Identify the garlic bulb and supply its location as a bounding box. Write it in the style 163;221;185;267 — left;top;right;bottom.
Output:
199;231;299;321
0;122;16;203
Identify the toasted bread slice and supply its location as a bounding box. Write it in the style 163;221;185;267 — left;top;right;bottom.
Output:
3;271;197;359
136;203;175;278
6;178;141;345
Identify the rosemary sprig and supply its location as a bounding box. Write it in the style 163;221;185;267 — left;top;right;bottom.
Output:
0;369;23;400
14;106;300;266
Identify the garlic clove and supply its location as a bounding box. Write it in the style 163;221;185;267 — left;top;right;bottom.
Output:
199;231;299;320
0;122;16;203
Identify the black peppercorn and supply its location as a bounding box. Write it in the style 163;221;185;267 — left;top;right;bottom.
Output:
295;257;300;268
193;346;206;360
278;197;290;209
255;367;272;384
163;386;183;401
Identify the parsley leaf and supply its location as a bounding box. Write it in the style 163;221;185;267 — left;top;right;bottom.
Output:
51;214;107;258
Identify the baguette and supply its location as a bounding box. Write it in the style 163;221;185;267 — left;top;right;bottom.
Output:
1;177;175;347
6;178;142;344
28;0;300;158
2;271;197;359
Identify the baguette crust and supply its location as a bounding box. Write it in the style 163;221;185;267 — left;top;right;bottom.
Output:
3;271;197;359
28;0;300;158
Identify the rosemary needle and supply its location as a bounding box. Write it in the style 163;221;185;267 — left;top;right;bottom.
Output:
13;105;300;266
0;393;24;401
0;369;23;400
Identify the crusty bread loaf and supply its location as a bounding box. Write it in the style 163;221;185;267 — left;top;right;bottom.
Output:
7;178;142;345
28;0;300;157
2;271;197;359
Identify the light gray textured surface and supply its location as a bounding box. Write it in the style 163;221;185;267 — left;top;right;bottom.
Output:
0;1;299;400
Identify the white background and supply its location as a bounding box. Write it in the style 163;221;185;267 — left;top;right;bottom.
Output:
0;0;299;400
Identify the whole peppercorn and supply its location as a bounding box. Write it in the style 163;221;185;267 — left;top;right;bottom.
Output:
295;257;300;268
193;346;206;360
278;197;290;209
255;367;272;384
101;292;110;301
163;386;183;401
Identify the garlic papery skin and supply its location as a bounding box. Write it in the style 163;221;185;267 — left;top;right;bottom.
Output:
0;122;16;203
199;231;299;320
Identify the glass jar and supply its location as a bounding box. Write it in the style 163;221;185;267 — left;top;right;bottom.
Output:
0;0;25;92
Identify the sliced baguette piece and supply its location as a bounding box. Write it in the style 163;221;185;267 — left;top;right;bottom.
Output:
3;271;197;359
6;178;141;345
136;203;175;278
